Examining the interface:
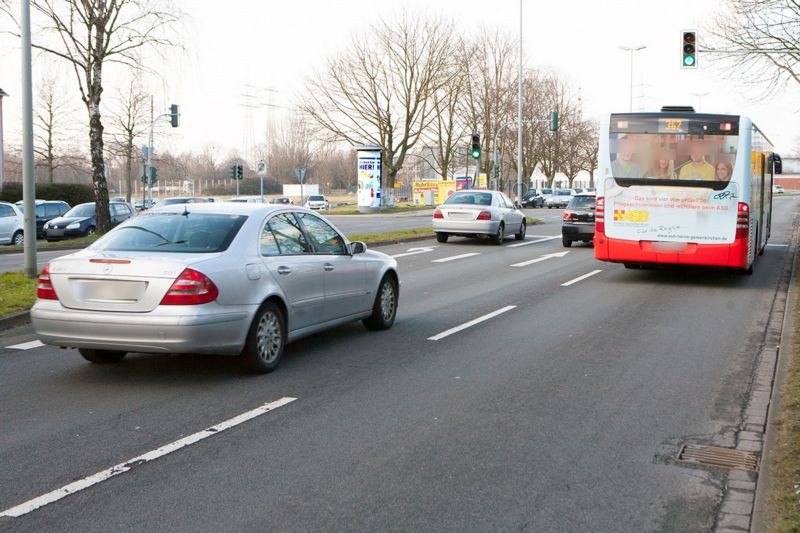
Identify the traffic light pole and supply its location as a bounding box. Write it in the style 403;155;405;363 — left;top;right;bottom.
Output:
145;106;179;206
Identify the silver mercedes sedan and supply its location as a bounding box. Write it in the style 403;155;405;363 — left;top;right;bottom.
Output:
432;190;526;244
31;204;399;373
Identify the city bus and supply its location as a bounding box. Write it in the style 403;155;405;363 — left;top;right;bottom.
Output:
594;108;781;274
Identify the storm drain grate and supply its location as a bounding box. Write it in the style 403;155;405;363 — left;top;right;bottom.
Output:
677;444;759;471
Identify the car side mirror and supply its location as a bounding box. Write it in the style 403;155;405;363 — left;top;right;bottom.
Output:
351;241;367;254
514;202;522;209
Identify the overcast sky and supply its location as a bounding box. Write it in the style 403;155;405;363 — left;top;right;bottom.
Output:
1;0;799;159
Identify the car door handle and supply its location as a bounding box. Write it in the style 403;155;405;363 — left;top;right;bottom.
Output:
323;263;335;272
277;266;292;275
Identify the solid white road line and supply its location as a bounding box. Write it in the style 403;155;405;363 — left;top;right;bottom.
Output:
561;269;603;287
510;251;569;267
5;340;44;350
0;397;297;519
431;252;481;263
767;243;788;247
428;305;516;341
506;235;561;248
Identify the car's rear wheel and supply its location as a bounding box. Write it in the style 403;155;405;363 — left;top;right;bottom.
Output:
78;349;127;364
562;236;572;248
435;232;449;243
515;220;526;240
492;223;505;245
242;302;285;374
12;231;23;246
364;274;398;331
85;226;96;237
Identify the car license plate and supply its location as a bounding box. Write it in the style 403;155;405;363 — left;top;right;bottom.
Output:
48;229;64;237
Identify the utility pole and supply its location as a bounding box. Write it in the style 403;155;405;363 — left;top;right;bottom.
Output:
619;45;646;112
516;0;523;202
0;88;7;194
21;0;37;278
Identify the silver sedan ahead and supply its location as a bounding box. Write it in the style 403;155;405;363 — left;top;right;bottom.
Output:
31;204;400;373
432;190;526;244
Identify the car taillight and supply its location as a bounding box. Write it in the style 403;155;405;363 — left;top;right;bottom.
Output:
736;202;749;239
433;209;443;219
595;196;605;233
160;268;219;305
563;210;573;221
476;210;492;221
37;265;58;300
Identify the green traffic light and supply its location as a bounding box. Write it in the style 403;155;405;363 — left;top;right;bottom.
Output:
683;55;695;66
471;149;480;159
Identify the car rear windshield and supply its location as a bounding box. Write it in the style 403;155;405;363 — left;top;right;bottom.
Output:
308;195;324;201
443;191;493;206
91;213;247;253
568;196;595;209
65;204;95;218
554;190;572;196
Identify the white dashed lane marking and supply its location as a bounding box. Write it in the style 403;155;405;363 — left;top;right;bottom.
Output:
561;269;603;287
0;397;298;518
6;340;45;350
431;252;481;263
428;305;516;341
506;235;560;248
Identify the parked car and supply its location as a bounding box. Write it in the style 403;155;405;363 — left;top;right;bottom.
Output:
520;190;545;208
227;196;267;204
304;195;330;210
432;190;526;244
16;199;70;238
545;189;576;208
31;203;399;373
153;197;211;208
111;196;127;203
43;201;135;241
0;201;25;245
270;197;293;205
773;184;785;194
561;193;596;247
134;199;156;211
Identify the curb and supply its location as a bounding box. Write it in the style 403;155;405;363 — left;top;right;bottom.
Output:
0;309;31;329
360;234;435;247
0;245;85;255
715;216;799;533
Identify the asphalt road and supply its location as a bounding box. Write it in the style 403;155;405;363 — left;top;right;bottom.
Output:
1;197;796;531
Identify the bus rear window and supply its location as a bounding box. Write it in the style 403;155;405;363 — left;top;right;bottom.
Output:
609;115;738;190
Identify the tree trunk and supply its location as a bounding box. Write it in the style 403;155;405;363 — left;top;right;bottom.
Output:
125;140;133;202
89;97;110;232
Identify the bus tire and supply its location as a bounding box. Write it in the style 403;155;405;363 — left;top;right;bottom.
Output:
758;246;765;257
624;263;638;269
741;265;754;276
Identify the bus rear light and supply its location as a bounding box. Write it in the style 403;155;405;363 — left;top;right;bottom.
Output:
736;202;750;238
720;122;733;132
595;196;605;233
476;210;492;221
563;210;573;221
37;265;59;300
433;209;443;219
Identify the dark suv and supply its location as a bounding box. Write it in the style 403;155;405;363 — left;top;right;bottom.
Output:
16;200;70;238
562;193;596;247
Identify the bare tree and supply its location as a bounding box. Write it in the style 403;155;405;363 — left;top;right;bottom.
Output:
4;0;179;232
302;13;458;189
107;78;148;201
269;114;318;184
33;76;73;183
710;0;800;90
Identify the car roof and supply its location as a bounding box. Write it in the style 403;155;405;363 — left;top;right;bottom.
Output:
148;202;295;216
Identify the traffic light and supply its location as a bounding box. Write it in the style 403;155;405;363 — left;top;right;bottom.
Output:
150;167;157;184
230;165;237;180
170;104;179;127
682;31;697;68
549;111;559;132
470;132;480;160
236;164;243;180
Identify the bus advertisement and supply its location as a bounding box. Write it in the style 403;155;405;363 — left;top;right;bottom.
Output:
594;111;779;273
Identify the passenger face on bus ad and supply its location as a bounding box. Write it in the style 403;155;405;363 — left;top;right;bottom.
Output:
715;161;732;181
618;138;634;162
689;140;707;163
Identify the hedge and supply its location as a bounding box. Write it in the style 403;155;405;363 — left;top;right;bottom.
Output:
0;182;95;207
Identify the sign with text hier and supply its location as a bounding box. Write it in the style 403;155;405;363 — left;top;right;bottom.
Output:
356;146;382;209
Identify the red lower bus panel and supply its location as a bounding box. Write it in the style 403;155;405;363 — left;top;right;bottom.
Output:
594;230;749;268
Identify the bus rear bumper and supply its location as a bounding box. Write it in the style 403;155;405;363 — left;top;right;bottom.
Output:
594;231;750;269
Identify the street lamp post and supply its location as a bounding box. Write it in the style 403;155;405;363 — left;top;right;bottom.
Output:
691;91;710;111
619;45;646;112
0;88;7;194
516;0;523;202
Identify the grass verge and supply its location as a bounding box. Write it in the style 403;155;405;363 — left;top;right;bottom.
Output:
765;259;800;531
0;272;37;316
349;227;433;244
327;203;433;215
